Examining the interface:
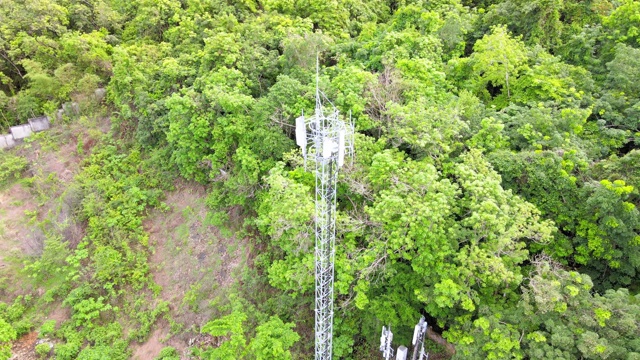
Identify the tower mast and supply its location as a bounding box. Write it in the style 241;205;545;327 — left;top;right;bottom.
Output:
295;56;354;360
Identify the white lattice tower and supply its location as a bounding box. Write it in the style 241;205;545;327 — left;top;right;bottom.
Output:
380;326;394;360
412;317;429;360
295;70;354;360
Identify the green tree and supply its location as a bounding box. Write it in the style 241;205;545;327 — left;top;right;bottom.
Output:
471;25;528;105
455;257;640;359
256;163;315;297
595;44;640;132
603;0;640;47
200;310;247;360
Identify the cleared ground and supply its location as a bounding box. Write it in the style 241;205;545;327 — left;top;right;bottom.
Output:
132;183;249;359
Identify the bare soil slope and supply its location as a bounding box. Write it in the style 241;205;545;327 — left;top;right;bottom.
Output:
132;183;249;359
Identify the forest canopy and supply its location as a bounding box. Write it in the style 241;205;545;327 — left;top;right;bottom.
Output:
1;0;639;359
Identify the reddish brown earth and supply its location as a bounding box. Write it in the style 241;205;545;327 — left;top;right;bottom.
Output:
0;116;252;359
47;305;71;325
9;331;38;360
132;328;166;360
0;183;38;268
130;181;248;359
1;115;108;358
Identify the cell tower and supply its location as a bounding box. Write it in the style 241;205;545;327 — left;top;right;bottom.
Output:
380;325;394;360
295;59;355;360
411;317;429;360
379;316;428;360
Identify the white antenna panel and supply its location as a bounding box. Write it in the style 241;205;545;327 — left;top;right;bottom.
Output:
296;116;307;148
322;138;335;158
396;346;408;360
412;325;420;346
337;130;345;167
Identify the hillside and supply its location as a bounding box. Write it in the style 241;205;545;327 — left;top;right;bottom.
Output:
1;0;640;359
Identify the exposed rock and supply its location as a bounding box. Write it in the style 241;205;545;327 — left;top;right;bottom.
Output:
94;88;107;101
56;109;64;122
28;116;50;132
0;134;15;149
62;102;80;117
10;124;32;140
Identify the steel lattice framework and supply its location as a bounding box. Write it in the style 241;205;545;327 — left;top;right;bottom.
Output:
296;77;354;360
412;317;429;360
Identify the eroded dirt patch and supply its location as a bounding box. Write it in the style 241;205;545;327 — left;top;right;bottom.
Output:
1;115;109;356
0;183;38;268
9;331;38;360
1;114;109;260
132;328;166;360
131;181;249;357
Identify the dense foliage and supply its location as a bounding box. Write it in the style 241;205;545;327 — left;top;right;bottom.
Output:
1;0;639;358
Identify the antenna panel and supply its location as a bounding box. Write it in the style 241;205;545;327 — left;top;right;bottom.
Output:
296;116;307;148
419;317;427;332
412;325;420;346
396;346;408;360
322;138;336;158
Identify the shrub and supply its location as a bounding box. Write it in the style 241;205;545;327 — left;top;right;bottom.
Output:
39;320;56;337
155;346;180;360
0;153;27;186
35;343;51;359
0;319;16;360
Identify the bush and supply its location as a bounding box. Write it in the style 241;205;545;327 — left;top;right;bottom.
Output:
35;343;51;358
54;341;81;360
0;296;34;337
11;319;33;337
39;320;56;337
0;153;27;186
155;346;180;360
0;319;16;360
76;343;129;360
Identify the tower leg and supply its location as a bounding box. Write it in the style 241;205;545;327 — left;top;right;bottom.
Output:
315;157;337;360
